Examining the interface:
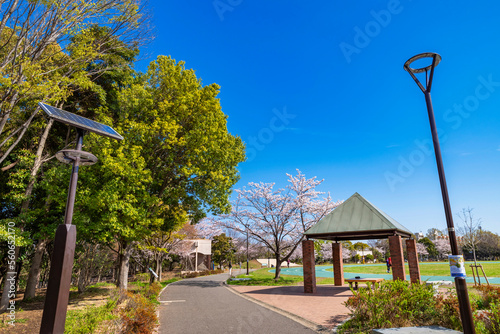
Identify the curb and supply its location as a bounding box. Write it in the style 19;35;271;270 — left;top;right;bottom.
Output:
224;282;330;333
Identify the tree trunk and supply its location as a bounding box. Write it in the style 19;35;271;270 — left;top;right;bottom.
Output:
117;242;133;291
158;259;162;282
274;253;281;280
14;255;23;294
96;266;102;283
77;267;87;293
154;257;161;282
0;246;19;313
23;239;49;300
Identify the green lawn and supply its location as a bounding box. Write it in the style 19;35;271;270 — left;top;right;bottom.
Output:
237;259;263;270
228;267;304;286
227;268;341;286
325;261;500;277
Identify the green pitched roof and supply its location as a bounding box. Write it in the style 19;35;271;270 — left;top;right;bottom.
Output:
304;192;413;241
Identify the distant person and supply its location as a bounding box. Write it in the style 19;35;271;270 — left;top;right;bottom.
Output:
287;259;290;268
228;261;232;276
386;257;392;273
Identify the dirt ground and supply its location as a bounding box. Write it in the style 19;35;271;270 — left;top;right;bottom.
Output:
0;285;114;334
0;272;182;334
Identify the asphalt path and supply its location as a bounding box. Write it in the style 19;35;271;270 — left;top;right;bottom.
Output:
158;273;317;334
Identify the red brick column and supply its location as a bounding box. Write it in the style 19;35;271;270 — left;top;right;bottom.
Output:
388;235;406;281
302;239;316;293
332;242;344;286
406;239;421;284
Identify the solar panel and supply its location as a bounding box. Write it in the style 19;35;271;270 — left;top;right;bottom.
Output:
39;102;123;141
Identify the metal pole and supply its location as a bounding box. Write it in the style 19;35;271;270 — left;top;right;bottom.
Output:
424;91;475;333
40;129;84;334
63;130;83;225
404;53;475;333
246;230;249;275
195;242;198;272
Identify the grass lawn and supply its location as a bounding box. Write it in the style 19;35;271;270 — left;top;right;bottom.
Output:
326;261;500;277
228;268;304;286
228;268;339;286
237;259;263;270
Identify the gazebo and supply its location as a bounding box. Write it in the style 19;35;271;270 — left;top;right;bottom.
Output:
302;192;421;293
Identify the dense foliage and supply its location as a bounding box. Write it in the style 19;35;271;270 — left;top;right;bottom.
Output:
339;280;500;334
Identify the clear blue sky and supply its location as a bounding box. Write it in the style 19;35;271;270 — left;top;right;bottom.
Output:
137;1;500;236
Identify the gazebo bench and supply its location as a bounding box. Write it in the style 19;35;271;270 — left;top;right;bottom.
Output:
346;278;384;290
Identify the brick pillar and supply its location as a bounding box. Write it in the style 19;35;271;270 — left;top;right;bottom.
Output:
302;239;316;293
388;235;406;281
406;239;421;284
332;242;344;286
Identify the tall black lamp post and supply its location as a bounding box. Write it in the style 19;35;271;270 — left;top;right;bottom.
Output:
403;53;475;334
246;229;249;275
38;103;122;334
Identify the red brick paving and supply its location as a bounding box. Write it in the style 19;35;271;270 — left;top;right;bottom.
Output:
230;284;352;329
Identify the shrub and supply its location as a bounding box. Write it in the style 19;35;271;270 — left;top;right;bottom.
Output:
120;292;157;334
338;280;461;333
135;273;149;282
475;285;500;310
473;287;500;334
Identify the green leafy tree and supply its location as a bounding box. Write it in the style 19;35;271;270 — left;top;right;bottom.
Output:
212;233;236;268
0;0;148;303
73;55;245;290
0;0;150;162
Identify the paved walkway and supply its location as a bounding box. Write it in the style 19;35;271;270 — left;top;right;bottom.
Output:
229;284;351;330
158;273;318;334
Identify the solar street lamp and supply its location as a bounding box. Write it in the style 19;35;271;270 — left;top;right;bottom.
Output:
38;103;122;334
404;53;475;334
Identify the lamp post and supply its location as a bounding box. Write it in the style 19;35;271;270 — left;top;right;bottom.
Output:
404;53;475;334
38;103;122;334
246;229;249;275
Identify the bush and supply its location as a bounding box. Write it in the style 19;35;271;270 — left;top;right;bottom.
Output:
338;280;461;333
475;285;500;310
473;285;500;333
134;273;149;282
121;292;157;334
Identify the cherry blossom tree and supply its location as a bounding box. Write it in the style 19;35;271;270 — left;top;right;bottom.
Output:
205;170;341;279
342;247;352;262
434;238;452;260
196;219;224;239
416;242;429;261
320;242;333;262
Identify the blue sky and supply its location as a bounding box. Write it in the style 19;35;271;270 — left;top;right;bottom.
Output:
137;1;500;236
